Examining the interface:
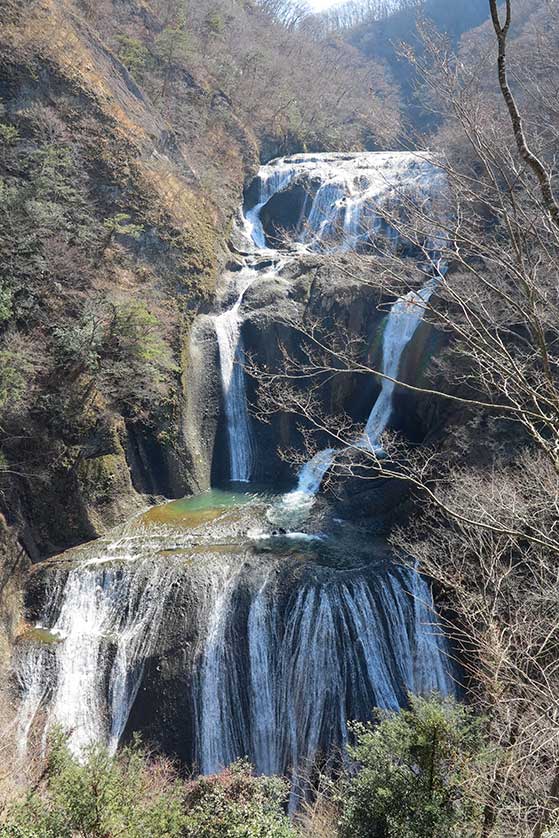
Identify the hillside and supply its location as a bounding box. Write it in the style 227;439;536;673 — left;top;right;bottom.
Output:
0;0;399;560
338;0;491;128
3;1;559;836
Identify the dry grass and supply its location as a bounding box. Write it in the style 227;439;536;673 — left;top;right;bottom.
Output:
296;797;340;838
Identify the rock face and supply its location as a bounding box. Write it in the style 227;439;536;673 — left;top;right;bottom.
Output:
0;0;260;562
0;518;29;715
14;497;454;787
180;315;225;493
185;151;447;493
0;519;28;768
241;257;384;484
258;178;316;245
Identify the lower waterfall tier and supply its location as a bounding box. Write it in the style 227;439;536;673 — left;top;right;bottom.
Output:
15;490;454;803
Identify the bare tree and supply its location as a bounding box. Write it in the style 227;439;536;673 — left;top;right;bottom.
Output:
249;4;559;834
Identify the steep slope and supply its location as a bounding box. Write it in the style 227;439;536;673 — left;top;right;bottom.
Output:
342;0;491;129
0;0;400;563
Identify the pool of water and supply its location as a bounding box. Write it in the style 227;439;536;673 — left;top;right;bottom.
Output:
139;485;392;573
142;486;279;528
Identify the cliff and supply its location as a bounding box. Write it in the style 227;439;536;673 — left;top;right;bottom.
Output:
0;0;401;561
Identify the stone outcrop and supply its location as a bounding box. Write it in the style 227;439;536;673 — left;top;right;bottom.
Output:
0;518;29;683
186;246;443;491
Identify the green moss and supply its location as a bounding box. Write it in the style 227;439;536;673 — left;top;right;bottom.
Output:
76;453;124;504
22;627;62;645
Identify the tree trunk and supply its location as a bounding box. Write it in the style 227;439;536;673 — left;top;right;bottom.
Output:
489;0;559;229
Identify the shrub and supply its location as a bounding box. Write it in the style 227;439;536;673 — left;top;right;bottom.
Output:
115;35;152;78
100;299;177;413
51;298;177;415
0;123;19;145
100;212;144;256
183;759;296;838
205;11;224;35
0;340;38;416
2;734;187;838
0;282;13;323
337;695;489;838
1;741;296;838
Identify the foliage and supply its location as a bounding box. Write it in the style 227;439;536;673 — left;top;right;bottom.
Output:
0;123;19;145
0;110;176;430
102;212;144;242
337;695;488;838
99;300;177;412
205;10;224;35
121;0;400;151
1;739;295;838
0;342;37;415
51;298;177;413
154;22;191;67
2;733;187;838
183;759;296;838
115;34;152;78
0;283;12;324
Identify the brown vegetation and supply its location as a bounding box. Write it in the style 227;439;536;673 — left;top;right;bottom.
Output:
251;2;559;834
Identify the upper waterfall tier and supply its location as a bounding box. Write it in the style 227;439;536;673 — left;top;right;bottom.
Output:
244;151;445;252
198;150;446;488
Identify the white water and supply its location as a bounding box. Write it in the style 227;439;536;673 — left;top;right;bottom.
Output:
17;537;454;785
273;284;436;521
15;151;452;798
17;553;176;759
193;561;453;804
14;521;454;814
361;284;434;447
280;288;434;522
245;153;446;513
247;151;445;251
244;167;298;248
195;565;246;773
213;269;259;483
213;151;444;486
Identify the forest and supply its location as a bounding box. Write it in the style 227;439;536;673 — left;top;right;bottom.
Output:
1;0;559;836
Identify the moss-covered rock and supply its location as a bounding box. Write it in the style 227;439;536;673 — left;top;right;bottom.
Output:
0;516;30;682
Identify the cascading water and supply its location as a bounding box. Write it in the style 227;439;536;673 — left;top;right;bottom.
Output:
210;150;444;486
361;283;435;448
246;151;444;252
192;557;453;807
16;544;178;759
16;506;454;795
243;153;447;516
272;287;435;522
213;268;258;483
14;151;454;810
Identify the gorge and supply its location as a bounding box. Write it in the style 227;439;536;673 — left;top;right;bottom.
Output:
2;1;558;833
13;151;455;803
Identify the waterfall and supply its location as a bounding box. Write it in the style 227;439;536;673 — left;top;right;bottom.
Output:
17;532;453;794
213;269;258;483
211;151;444;486
273;283;434;519
244;166;299;249
17;553;176;759
242;153;446;509
267;448;336;529
245;151;445;252
361;283;435;449
192;561;454;800
14;150;453;801
195;565;249;774
247;576;281;776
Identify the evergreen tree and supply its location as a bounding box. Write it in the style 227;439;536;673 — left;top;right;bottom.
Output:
338;695;488;838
